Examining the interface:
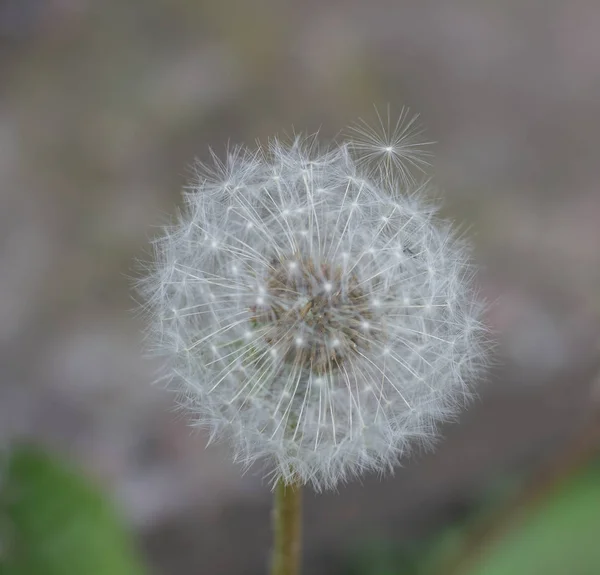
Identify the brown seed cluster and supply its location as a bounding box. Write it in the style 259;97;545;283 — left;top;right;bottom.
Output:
249;256;375;374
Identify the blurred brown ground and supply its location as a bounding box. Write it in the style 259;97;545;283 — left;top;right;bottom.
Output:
1;1;600;573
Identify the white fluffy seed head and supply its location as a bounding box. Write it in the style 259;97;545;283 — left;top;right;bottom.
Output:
137;116;489;491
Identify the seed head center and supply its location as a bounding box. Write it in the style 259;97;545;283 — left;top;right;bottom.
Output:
249;256;375;374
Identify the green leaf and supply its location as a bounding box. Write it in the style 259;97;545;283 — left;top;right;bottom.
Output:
465;462;600;575
1;445;147;575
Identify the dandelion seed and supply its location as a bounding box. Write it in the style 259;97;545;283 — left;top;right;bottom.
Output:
348;104;434;185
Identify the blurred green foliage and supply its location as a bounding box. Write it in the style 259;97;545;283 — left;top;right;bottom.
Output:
345;460;600;575
1;446;598;575
0;446;147;575
470;462;600;575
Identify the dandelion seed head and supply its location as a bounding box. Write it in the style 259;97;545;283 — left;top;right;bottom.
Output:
138;117;489;490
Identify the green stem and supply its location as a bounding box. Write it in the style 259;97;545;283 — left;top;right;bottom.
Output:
270;478;302;575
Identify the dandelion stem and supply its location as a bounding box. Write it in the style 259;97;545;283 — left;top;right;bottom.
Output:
271;478;302;575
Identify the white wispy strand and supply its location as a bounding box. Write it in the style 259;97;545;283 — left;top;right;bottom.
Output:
137;116;488;491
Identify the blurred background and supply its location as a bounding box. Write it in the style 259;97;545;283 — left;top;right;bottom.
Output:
1;1;600;574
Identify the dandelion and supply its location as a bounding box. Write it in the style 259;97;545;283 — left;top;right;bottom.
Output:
137;111;488;575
